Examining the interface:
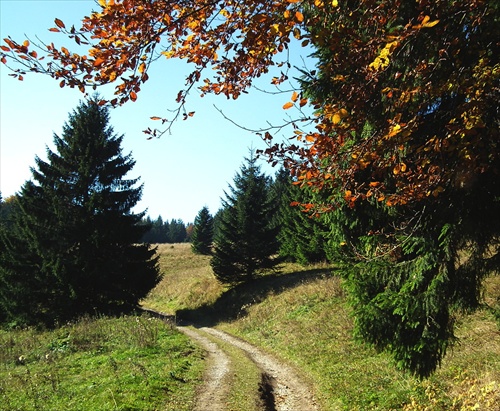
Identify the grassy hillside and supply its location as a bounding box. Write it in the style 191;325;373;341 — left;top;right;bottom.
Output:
145;243;500;411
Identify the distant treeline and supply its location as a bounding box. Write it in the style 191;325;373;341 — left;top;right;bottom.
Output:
140;216;193;244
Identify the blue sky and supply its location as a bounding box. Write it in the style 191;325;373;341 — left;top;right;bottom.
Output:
0;0;313;223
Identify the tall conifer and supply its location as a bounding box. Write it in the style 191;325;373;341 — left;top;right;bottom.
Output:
210;152;280;284
0;97;160;327
191;206;214;255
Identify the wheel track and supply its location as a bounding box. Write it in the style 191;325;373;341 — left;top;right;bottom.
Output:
178;326;319;411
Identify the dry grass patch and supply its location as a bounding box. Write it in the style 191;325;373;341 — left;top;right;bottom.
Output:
143;243;223;313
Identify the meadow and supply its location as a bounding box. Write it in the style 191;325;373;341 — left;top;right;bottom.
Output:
1;243;498;410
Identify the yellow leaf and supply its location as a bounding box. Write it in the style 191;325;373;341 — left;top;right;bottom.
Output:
422;19;440;28
387;123;401;137
332;113;341;124
332;0;338;7
270;24;280;36
98;0;107;7
138;62;146;74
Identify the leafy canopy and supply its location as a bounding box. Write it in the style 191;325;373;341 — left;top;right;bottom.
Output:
2;1;498;207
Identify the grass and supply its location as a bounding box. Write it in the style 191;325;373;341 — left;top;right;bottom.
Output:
144;243;223;314
144;243;500;411
2;244;497;410
0;314;204;411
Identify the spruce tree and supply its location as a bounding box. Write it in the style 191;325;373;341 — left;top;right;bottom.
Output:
0;97;160;327
273;169;327;265
210;152;280;284
168;219;187;243
191;206;214;255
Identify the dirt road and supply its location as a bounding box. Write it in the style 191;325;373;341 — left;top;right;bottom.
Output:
178;326;319;411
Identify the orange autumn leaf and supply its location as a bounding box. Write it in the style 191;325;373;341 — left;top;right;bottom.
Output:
291;91;299;102
54;18;65;29
130;91;137;101
93;57;106;67
283;101;294;110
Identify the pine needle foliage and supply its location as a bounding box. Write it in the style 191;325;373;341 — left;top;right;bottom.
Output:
273;168;327;265
0;97;161;327
211;152;280;285
191;206;214;255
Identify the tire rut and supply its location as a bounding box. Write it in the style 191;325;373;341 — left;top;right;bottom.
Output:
179;327;231;411
179;326;319;411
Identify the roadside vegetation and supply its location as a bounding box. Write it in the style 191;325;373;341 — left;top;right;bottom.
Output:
0;314;204;411
147;243;500;411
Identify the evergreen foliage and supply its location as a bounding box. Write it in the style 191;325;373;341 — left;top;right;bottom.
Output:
317;154;500;378
211;152;280;285
191;206;214;255
273;169;327;265
141;216;189;243
0;97;161;327
299;1;500;378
